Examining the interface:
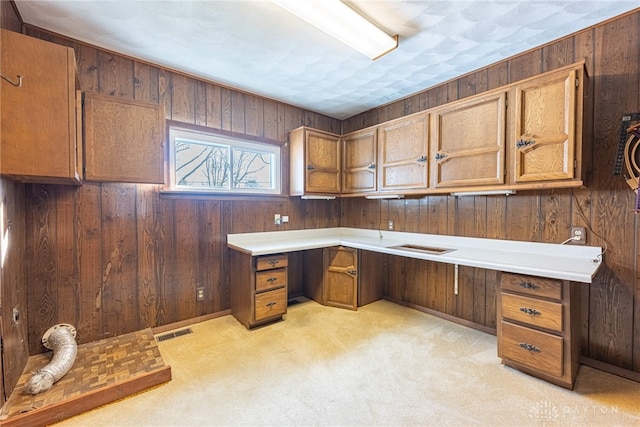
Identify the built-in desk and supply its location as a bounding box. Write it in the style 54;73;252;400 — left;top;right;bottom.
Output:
227;227;602;283
227;227;603;389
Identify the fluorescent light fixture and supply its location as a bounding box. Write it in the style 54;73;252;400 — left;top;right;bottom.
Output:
271;0;398;60
301;195;336;200
450;190;516;197
365;194;404;199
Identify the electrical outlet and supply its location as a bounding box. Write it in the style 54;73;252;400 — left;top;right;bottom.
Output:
196;287;205;301
570;227;586;245
388;220;394;231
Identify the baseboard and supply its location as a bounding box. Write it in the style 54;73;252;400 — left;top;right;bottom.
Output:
383;296;497;336
581;357;640;383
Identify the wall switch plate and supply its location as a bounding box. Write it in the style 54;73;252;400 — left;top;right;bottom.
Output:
570;226;586;244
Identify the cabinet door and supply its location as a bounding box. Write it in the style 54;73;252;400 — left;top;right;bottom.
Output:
431;91;506;187
512;67;581;183
1;29;81;184
83;93;165;183
342;128;377;194
305;129;341;193
323;246;358;310
378;112;429;191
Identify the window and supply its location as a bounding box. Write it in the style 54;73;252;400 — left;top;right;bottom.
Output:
168;125;281;195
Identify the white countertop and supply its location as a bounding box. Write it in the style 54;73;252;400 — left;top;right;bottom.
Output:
227;227;603;283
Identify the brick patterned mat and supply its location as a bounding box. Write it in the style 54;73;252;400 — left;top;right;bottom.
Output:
0;328;167;419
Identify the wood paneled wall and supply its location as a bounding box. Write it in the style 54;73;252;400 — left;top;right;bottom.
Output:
19;27;341;355
342;10;640;373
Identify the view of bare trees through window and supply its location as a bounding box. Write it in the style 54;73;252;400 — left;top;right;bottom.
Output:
174;137;277;192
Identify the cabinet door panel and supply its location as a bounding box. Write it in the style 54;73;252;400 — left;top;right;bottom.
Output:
84;93;165;183
432;92;506;187
378;113;429;190
1;29;81;183
343;128;377;193
323;246;358;310
512;69;578;182
305;130;341;193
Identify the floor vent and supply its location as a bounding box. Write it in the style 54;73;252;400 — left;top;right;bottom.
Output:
156;328;193;342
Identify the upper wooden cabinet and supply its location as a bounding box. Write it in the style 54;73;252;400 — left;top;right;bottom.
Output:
431;91;507;188
342;128;377;194
83;92;165;183
290;61;586;198
1;29;82;184
378;112;430;192
511;65;585;184
289;127;341;196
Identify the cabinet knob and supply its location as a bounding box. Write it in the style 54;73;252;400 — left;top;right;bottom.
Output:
519;342;541;353
306;164;315;171
347;269;358;276
268;260;280;266
416;155;428;163
519;307;541;316
367;163;376;169
434;152;447;161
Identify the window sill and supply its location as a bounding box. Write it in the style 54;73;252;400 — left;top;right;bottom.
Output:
159;189;289;201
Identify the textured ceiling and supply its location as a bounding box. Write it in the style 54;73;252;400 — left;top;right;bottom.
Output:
14;1;639;120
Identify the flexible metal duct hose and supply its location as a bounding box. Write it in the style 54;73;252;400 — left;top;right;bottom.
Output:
24;324;77;395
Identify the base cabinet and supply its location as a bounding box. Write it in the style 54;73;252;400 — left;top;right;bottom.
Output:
303;247;385;310
230;252;288;329
497;272;581;389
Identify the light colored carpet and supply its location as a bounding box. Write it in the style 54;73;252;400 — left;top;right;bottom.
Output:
56;299;640;426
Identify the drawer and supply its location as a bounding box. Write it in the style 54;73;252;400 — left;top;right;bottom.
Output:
501;292;563;332
254;287;287;322
501;321;563;377
255;268;287;292
256;254;288;271
501;273;562;300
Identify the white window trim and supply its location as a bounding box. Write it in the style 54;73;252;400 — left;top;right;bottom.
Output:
167;124;282;196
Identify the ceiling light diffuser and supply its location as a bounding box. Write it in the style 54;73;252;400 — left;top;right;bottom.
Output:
272;0;398;60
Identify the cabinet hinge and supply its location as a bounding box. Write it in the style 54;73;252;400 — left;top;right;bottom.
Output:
575;77;580;89
574;159;577;169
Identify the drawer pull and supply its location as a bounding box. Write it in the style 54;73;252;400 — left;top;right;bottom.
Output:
519;282;539;290
519;307;542;316
266;277;278;283
265;301;277;308
519;342;541;353
347;269;357;276
268;260;280;266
